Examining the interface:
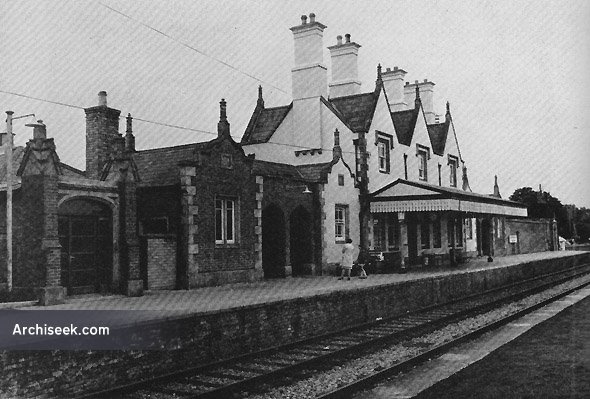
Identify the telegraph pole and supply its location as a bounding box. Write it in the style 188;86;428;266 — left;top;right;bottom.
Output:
5;111;13;292
4;112;34;293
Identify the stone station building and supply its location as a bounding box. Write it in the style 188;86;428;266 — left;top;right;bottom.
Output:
0;13;559;305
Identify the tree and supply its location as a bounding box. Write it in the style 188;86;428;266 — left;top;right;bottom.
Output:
509;187;571;238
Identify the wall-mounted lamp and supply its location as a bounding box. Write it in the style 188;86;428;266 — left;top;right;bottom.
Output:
287;184;313;194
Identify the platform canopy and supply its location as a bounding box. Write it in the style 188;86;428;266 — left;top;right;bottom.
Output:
369;179;528;217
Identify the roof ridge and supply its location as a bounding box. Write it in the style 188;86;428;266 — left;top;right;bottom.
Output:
134;142;200;154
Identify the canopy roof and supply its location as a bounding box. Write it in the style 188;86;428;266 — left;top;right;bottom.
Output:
370;179;527;217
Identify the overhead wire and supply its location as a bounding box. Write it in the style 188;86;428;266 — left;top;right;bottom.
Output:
0;89;358;156
97;1;289;95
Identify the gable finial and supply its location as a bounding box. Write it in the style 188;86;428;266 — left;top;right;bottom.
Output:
446;101;450;113
257;85;264;107
493;175;502;198
374;63;383;90
125;113;135;152
332;128;342;161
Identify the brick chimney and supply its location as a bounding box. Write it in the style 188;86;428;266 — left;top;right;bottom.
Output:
404;79;436;123
382;66;407;111
328;33;361;98
85;91;121;179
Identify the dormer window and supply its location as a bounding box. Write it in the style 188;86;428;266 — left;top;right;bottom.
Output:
375;131;393;174
416;144;430;181
448;155;459;187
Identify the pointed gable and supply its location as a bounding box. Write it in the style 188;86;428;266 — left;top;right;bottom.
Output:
391;107;419;146
329;91;378;133
427;120;450;156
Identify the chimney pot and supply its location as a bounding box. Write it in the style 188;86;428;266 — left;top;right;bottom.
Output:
424;79;428;83
26;120;47;140
405;82;409;86
345;33;351;43
309;13;315;23
414;80;418;84
98;91;107;107
386;67;391;72
301;15;307;24
394;66;398;71
336;35;343;45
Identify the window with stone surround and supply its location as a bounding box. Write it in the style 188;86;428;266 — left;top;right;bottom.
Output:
335;205;349;242
215;198;236;244
416;144;430;181
448;155;459;187
375;131;393;173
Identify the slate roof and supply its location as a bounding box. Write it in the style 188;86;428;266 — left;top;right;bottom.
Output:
371;178;526;208
328;92;378;133
132;143;198;186
296;162;334;183
427;119;450;156
241;104;292;144
251;159;332;183
252;159;304;180
390;107;420;146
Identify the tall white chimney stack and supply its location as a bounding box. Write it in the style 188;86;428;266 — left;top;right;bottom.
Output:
381;66;407;111
328;33;361;98
404;79;436;123
288;13;328;149
290;13;328;100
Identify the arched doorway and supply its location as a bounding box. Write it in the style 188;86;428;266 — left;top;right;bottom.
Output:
262;203;286;278
58;198;113;295
290;206;312;276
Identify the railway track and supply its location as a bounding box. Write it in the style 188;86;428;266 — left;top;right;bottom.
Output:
84;263;590;399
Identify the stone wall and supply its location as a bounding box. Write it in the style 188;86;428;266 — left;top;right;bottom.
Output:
503;218;552;255
146;237;177;290
179;138;262;288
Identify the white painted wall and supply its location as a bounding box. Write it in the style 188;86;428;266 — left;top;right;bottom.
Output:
322;159;360;265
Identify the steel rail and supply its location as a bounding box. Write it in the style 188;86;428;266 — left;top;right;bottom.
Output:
317;277;590;399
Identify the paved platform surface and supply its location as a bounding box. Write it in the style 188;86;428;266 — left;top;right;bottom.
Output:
353;283;590;399
5;251;585;315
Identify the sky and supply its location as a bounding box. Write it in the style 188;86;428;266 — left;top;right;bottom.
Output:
1;0;589;207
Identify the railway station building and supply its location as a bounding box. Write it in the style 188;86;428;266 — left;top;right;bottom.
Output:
0;13;558;305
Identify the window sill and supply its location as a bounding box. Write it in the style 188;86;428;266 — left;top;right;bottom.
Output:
379;169;390;174
215;242;240;249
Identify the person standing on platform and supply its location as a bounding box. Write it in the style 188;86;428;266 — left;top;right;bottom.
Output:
338;238;354;281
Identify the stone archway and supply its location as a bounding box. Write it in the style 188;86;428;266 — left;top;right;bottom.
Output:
58;198;113;295
290;206;312;276
262;203;286;278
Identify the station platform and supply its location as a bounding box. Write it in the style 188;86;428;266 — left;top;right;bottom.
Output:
1;251;589;399
15;251;589;317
